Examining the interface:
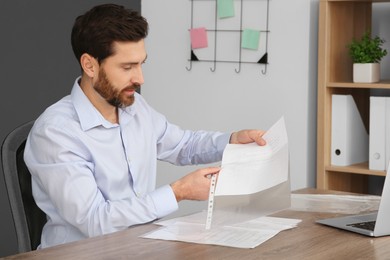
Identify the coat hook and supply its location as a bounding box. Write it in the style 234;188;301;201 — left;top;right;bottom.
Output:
235;62;241;73
261;64;267;75
186;61;192;71
210;60;216;72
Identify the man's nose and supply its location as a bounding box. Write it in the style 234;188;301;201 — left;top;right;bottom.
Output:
131;66;144;85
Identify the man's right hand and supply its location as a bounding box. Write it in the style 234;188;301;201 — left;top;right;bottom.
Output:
170;167;221;202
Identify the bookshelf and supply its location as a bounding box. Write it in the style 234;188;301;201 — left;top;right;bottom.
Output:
317;0;390;193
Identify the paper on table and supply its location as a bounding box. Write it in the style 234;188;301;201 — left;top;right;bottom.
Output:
142;214;301;249
156;212;301;231
215;116;288;196
141;117;294;248
142;222;280;249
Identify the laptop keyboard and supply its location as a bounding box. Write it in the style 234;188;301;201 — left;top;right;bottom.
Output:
347;221;376;231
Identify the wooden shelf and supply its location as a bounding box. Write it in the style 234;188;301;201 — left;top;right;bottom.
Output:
325;162;386;176
316;0;390;193
327;81;390;89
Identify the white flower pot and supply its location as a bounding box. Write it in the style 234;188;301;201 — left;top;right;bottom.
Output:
353;63;380;83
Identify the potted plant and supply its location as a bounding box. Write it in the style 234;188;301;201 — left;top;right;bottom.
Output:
347;31;387;83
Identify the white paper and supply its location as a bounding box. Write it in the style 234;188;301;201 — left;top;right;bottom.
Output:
215;117;288;196
141;117;296;249
208;116;290;226
142;214;301;249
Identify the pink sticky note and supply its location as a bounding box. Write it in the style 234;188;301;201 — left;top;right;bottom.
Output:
190;27;208;49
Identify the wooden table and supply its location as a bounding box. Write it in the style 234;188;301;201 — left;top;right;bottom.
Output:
4;189;390;260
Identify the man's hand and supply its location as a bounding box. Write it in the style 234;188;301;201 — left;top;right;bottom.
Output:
230;129;266;146
170;167;220;202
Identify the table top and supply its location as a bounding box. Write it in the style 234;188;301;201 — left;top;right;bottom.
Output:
4;188;390;260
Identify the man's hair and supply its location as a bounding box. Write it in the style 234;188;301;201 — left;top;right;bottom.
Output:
71;4;148;65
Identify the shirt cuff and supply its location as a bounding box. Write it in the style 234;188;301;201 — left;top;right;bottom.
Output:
150;184;178;218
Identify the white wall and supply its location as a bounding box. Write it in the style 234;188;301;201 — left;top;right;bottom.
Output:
141;0;319;218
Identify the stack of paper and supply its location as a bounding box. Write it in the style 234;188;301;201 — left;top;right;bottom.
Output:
141;214;301;249
141;117;301;248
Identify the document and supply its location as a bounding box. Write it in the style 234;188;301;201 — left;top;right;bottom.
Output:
216;116;288;196
142;214;301;249
209;116;290;226
141;117;294;248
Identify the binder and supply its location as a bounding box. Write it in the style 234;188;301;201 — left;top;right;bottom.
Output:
331;94;368;166
369;96;390;170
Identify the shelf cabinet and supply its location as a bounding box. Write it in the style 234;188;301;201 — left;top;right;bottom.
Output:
316;0;390;193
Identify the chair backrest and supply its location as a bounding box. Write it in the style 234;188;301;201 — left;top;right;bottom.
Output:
1;121;46;252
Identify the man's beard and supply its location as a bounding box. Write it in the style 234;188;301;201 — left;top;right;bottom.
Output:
93;69;139;108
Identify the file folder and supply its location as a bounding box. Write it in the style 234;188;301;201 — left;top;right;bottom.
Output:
369;96;390;171
331;94;368;166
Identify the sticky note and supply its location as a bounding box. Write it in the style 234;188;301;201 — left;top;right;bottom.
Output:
190;27;208;49
217;0;235;19
242;29;260;50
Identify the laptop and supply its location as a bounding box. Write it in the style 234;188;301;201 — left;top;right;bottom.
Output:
316;168;390;237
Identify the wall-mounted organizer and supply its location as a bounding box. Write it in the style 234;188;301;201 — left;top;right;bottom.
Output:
186;0;270;74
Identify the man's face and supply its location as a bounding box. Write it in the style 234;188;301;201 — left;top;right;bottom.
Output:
93;40;147;108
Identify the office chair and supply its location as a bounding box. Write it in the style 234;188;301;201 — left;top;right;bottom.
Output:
1;121;47;253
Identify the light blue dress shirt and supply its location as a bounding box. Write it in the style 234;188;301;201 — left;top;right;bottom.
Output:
24;77;230;248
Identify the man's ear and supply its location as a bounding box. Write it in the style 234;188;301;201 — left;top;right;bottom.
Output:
80;53;98;77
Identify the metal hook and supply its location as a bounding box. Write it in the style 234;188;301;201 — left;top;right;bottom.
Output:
210;59;216;72
235;63;241;73
186;61;192;71
261;64;267;75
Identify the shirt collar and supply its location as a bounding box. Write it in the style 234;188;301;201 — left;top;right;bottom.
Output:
71;77;136;131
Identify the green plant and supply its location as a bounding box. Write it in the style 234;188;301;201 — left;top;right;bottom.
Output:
348;32;387;63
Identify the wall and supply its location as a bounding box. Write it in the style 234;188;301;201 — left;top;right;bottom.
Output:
141;0;319;218
0;0;140;257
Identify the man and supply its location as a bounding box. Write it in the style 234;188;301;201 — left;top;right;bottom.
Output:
24;4;266;248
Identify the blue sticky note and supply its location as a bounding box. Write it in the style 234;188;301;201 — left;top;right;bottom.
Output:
217;0;235;19
242;29;260;50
